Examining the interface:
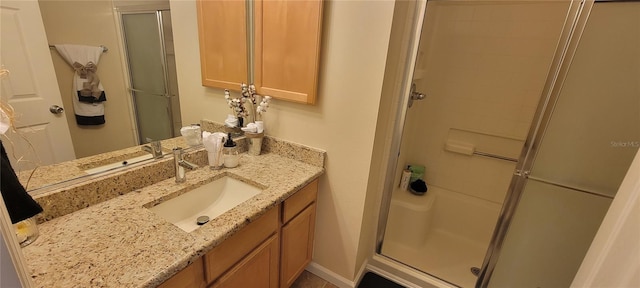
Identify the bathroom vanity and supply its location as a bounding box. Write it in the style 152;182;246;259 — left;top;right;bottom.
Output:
160;179;317;288
21;134;324;288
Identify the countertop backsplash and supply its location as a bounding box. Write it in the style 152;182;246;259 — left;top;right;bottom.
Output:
30;119;325;224
20;118;325;287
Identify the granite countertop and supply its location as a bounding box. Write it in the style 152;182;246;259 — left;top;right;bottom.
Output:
18;137;188;193
22;151;324;287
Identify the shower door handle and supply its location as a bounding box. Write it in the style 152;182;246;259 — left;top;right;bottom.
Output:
408;83;426;108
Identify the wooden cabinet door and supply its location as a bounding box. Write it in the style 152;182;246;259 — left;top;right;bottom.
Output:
158;257;206;288
280;203;317;288
254;0;323;104
204;208;279;284
210;234;280;288
197;0;248;90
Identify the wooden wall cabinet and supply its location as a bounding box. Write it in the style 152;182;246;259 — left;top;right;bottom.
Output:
158;179;318;288
197;0;323;104
253;0;323;104
196;0;248;90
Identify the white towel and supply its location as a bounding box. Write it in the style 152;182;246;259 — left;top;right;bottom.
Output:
54;44;106;125
203;132;227;167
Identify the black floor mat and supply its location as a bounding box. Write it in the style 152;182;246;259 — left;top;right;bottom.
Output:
358;272;405;288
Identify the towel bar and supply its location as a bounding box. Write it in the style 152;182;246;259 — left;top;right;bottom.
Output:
49;45;108;53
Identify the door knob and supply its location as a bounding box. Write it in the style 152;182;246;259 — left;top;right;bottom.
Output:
408;83;426;108
49;105;64;114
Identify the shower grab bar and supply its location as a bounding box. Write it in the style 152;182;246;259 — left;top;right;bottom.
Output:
445;140;518;162
473;151;518;163
49;44;108;53
526;175;614;199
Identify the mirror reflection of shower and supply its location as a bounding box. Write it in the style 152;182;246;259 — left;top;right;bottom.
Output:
119;9;182;144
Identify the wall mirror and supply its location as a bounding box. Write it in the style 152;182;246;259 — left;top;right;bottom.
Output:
0;0;184;192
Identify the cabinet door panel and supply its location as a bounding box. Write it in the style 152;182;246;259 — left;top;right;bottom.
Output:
254;0;323;104
211;234;280;288
280;203;317;288
197;0;248;90
158;257;205;288
204;208;278;283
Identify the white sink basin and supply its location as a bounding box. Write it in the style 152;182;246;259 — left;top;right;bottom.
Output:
84;154;154;174
148;177;262;232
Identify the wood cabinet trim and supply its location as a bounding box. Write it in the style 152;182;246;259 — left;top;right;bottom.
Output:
282;179;319;224
204;207;279;283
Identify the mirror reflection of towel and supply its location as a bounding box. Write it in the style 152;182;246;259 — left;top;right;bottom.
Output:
54;44;106;125
0;141;43;223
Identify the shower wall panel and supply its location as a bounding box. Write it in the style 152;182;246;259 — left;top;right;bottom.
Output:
401;1;570;204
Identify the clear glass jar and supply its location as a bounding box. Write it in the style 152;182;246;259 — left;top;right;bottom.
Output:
223;146;239;168
14;217;39;247
246;132;264;156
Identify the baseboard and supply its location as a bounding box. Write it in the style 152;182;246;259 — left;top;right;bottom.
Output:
354;259;368;286
306;261;362;288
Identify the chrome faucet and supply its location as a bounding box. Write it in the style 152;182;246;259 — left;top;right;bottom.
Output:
142;140;163;159
173;147;198;183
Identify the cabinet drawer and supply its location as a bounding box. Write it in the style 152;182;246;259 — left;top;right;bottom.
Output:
282;179;318;224
158;257;205;288
204;206;279;283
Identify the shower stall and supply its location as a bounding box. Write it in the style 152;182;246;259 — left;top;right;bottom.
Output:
118;7;182;144
372;0;640;287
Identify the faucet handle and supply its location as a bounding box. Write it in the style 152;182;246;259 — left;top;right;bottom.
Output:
173;147;198;183
150;140;162;150
173;147;184;159
146;141;163;158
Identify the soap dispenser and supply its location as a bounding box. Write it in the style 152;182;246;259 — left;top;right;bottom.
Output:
223;133;239;168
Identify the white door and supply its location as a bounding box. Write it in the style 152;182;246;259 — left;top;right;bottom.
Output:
0;0;75;171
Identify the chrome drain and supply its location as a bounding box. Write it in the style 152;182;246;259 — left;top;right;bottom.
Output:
196;216;210;225
470;267;481;276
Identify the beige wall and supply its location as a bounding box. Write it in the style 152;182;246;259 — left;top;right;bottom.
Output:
170;0;395;281
357;0;417;277
39;0;136;158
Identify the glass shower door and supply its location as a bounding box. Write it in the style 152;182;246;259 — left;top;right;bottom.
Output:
379;1;572;287
121;12;173;144
483;2;640;287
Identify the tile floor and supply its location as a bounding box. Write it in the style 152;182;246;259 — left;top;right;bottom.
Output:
292;270;339;288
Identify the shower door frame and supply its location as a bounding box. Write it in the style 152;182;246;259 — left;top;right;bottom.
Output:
370;0;594;287
117;9;177;145
369;0;466;286
475;0;596;286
